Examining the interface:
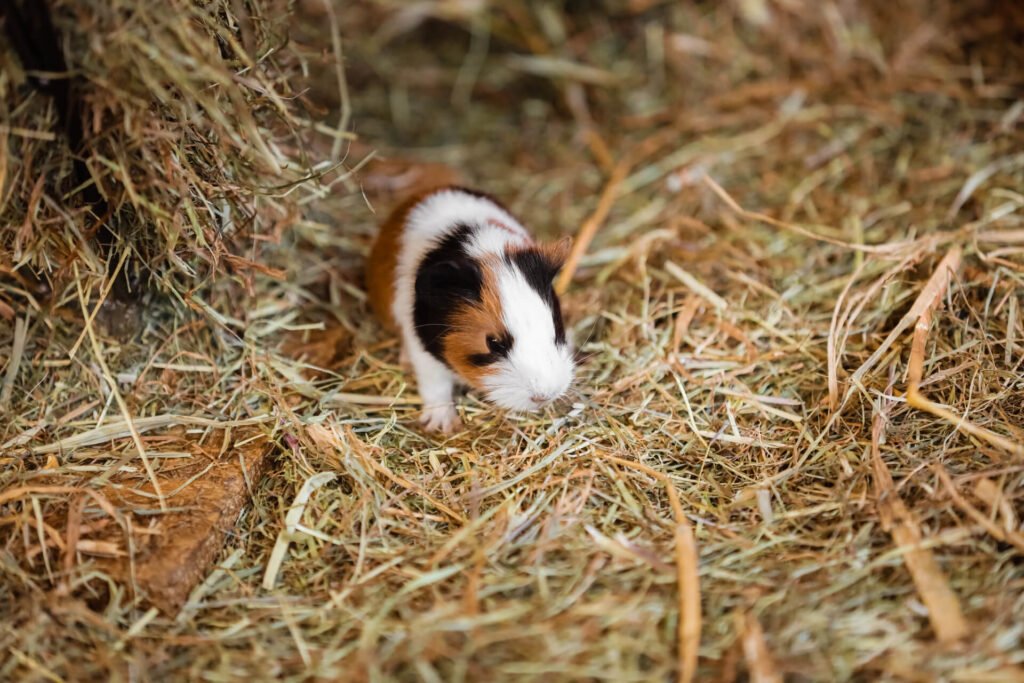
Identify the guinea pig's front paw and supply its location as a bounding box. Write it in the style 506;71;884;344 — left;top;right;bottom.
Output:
420;404;462;435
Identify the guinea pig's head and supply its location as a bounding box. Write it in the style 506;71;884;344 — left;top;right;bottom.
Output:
436;239;575;412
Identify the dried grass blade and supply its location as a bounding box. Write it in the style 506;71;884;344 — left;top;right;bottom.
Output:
973;478;1018;531
827;261;866;410
262;471;337;590
1;315;27;409
358;448;467;524
555;157;630;294
871;398;968;643
934;466;1024;553
665;261;728;312
667;485;701;683
702;174;919;255
847;247;961;396
737;611;782;683
18;414;273;455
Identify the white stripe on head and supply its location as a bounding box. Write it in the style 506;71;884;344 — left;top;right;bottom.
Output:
480;259;574;411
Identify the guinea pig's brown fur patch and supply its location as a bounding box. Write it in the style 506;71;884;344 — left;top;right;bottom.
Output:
366;200;407;331
442;258;505;388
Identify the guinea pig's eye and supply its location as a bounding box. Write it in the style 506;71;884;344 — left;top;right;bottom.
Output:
486;335;509;355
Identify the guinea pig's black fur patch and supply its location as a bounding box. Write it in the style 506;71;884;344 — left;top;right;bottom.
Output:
414;224;482;363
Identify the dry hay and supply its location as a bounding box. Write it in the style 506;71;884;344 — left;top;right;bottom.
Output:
0;0;342;309
3;0;1024;681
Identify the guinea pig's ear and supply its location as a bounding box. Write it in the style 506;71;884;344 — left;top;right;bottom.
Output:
541;236;573;274
419;256;483;302
508;238;573;288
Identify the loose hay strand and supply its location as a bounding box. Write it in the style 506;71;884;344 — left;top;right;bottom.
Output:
262;471;338;590
667;485;701;683
934;465;1024;554
871;393;969;644
555;156;630;294
738;611;783;683
0;315;27;409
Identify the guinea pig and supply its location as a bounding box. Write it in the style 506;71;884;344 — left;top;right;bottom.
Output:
367;186;575;433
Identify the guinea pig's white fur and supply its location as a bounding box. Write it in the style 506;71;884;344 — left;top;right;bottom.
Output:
377;187;574;433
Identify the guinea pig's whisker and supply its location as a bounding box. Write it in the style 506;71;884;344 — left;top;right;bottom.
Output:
570;323;601;351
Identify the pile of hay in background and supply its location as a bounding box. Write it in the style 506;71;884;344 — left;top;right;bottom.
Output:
0;0;338;312
3;0;1024;680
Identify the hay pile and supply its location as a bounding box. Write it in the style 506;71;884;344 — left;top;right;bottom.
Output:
3;0;1024;680
0;0;336;309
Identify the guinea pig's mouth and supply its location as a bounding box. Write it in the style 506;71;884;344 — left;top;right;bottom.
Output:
484;387;569;413
479;363;574;413
511;399;555;413
527;394;563;411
